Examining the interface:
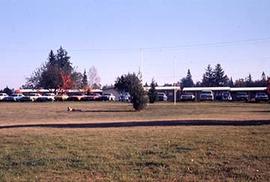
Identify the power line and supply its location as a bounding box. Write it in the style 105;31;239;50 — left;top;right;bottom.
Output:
141;37;270;50
70;37;270;52
1;37;270;53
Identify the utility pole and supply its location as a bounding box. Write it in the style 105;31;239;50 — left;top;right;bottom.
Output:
173;56;177;105
139;48;144;81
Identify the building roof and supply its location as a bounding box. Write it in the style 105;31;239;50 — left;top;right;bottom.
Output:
17;88;103;93
230;87;267;91
144;86;181;91
183;87;231;92
17;89;52;93
183;87;267;92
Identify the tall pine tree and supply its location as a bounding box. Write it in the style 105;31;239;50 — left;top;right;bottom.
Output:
25;47;82;89
82;70;88;88
213;64;228;86
148;78;157;103
180;69;194;87
201;65;214;87
245;74;253;87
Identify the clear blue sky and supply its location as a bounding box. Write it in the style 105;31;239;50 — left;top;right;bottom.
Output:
0;0;270;89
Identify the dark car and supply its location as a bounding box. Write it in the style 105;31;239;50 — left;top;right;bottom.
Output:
222;92;232;101
67;93;85;101
180;92;195;101
235;92;249;101
19;93;41;102
100;93;116;101
119;93;131;102
255;92;269;102
81;93;101;101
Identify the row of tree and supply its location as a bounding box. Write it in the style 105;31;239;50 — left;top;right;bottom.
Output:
24;47;268;90
179;64;268;88
24;47;101;90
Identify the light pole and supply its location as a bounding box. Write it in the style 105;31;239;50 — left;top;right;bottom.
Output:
139;48;144;81
173;56;177;105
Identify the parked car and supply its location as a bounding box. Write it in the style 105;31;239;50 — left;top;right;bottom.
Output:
200;90;214;101
0;93;9;101
100;93;116;101
19;93;41;102
180;92;195;101
36;93;55;102
55;94;69;101
67;93;86;101
81;93;101;101
2;93;24;102
255;92;269;102
157;92;168;101
235;92;249;101
222;92;232;101
214;93;223;101
119;93;131;102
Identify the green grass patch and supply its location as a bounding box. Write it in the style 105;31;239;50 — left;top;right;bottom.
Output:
0;126;269;181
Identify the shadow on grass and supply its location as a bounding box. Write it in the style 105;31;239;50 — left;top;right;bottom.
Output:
80;109;134;113
0;120;270;129
56;109;134;113
249;110;270;113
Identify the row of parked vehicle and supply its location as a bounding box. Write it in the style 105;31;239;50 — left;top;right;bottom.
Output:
0;92;117;102
0;90;269;103
179;90;269;102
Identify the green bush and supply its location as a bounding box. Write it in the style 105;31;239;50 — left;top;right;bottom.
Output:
115;73;148;111
148;79;157;103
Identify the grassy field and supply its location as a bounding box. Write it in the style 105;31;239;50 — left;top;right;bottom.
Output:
0;102;270;125
0;102;269;181
0;126;269;181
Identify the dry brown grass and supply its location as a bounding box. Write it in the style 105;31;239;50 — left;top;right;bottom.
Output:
0;102;269;126
0;126;269;181
0;102;269;181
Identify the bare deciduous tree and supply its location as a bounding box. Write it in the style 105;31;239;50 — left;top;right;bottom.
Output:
88;66;101;89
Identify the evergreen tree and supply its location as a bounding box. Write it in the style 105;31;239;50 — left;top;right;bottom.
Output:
213;64;229;86
195;81;202;87
235;78;245;87
39;50;61;89
71;71;83;89
115;73;148;111
82;70;88;88
267;77;270;95
48;50;57;65
180;69;194;88
56;46;73;73
228;77;234;87
144;82;149;87
245;74;253;87
3;86;13;95
262;72;266;81
201;65;214;87
25;47;82;89
148;79;157;103
260;72;267;86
